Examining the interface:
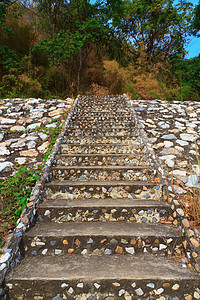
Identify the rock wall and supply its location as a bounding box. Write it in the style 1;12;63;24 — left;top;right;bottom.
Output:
0;98;74;180
131;99;200;193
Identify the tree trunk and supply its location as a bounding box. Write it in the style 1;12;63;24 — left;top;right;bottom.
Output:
77;48;82;92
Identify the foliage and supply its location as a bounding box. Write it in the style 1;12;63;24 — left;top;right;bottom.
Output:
0;120;64;248
0;165;42;247
192;0;200;36
0;0;199;99
103;60;126;94
122;0;193;63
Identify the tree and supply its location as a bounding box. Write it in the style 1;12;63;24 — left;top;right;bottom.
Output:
0;1;18;72
192;0;200;37
121;0;193;64
33;0;115;91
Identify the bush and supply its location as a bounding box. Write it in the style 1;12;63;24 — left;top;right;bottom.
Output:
0;72;43;98
103;60;126;94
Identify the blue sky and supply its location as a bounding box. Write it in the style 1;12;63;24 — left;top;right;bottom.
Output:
174;0;200;59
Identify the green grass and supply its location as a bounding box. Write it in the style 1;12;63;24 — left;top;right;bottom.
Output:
0;122;64;249
0;165;42;249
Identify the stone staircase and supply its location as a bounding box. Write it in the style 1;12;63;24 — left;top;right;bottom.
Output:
5;96;200;299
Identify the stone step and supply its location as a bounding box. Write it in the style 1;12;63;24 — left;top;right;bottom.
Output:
38;198;170;223
55;154;150;167
52;166;155;181
23;222;182;257
62;137;141;144
46;180;162;201
70;116;134;122
69;118;135;128
73;112;132;117
64;134;138;140
76;104;129;108
77;109;130;113
6;254;198;299
66;127;136;134
68;125;135;130
60;143;147;155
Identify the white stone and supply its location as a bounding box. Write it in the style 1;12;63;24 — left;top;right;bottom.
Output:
38;141;50;153
164;141;173;148
57;103;65;108
10;126;25;131
131;282;136;288
158;122;170;129
27;123;41;130
30;111;44;119
125;247;135;255
159;155;175;168
169;170;187;179
61;283;68;288
44;210;50;216
26;136;38;141
174;186;187;194
146;283;155;289
10;140;26;148
66;98;74;104
0;146;10;156
42;249;48;255
1;118;16;124
28;141;36;149
0;252;11;263
172;284;180;290
0;263;6;271
135;288;144;296
119;289;125;296
159;244;167;250
154;288;164;295
189;150;196;155
77;283;84;288
175;146;184;152
38;133;48;140
186;175;200;188
46;123;56;128
68;287;74;294
180;133;196;142
94;283;101;289
192;165;200;176
6;283;13;289
0;162;13;172
0;133;4;141
81;249;87;255
161;134;176;139
176;139;188;146
36;242;45;246
194;291;200;299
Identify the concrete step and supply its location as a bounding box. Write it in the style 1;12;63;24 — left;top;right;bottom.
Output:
64;135;138;141
38;198;170;223
68;125;135;131
60;143;147;155
52;166;156;181
6;254;199;299
66;128;136;134
73;112;132;117
63;137;140;144
23;222;182;257
55;153;150;167
70;116;134;122
46;180;162;201
69;120;135;126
